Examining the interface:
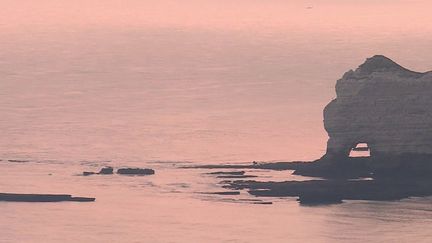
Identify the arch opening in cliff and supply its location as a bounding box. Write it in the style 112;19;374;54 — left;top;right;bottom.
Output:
322;55;432;162
349;143;371;158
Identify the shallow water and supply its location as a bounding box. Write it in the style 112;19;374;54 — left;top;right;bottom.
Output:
1;0;432;242
1;160;432;243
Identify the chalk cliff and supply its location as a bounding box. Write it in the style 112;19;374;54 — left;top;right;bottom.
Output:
324;55;432;160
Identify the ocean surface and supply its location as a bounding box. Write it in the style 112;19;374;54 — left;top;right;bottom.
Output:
1;1;432;242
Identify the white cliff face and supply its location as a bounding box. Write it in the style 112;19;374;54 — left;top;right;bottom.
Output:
324;55;432;158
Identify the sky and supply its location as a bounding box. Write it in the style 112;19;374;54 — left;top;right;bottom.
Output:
1;0;431;33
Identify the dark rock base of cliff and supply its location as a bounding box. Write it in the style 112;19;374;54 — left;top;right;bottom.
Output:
294;154;432;179
223;178;432;205
188;155;432;205
189;154;432;180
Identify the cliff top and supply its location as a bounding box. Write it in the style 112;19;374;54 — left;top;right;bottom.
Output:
351;55;428;78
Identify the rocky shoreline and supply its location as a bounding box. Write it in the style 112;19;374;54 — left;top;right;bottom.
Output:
187;157;432;205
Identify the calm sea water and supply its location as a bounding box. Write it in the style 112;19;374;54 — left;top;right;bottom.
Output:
1;1;432;242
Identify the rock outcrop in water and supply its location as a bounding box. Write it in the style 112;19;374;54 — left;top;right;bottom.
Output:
0;193;95;202
117;168;155;175
82;166;156;176
98;166;114;174
323;55;432;161
82;166;114;176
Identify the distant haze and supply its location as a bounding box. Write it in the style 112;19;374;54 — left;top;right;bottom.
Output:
1;0;432;162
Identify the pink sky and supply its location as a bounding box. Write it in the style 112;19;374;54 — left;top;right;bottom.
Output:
1;0;431;34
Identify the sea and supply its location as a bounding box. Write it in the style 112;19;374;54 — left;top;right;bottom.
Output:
1;1;432;242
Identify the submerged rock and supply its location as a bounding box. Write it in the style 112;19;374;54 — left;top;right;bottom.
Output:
252;201;273;205
207;171;246;175
216;175;258;179
0;193;95;202
201;191;241;195
82;166;114;176
82;166;155;176
7;159;29;163
82;171;96;176
98;167;114;175
117;168;155;175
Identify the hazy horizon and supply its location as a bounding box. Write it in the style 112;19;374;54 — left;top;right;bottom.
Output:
2;0;432;163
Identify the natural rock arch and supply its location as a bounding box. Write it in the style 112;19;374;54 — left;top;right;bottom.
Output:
348;142;371;158
323;55;432;161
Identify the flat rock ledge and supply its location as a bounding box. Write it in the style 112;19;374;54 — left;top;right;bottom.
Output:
0;193;95;202
117;168;155;175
